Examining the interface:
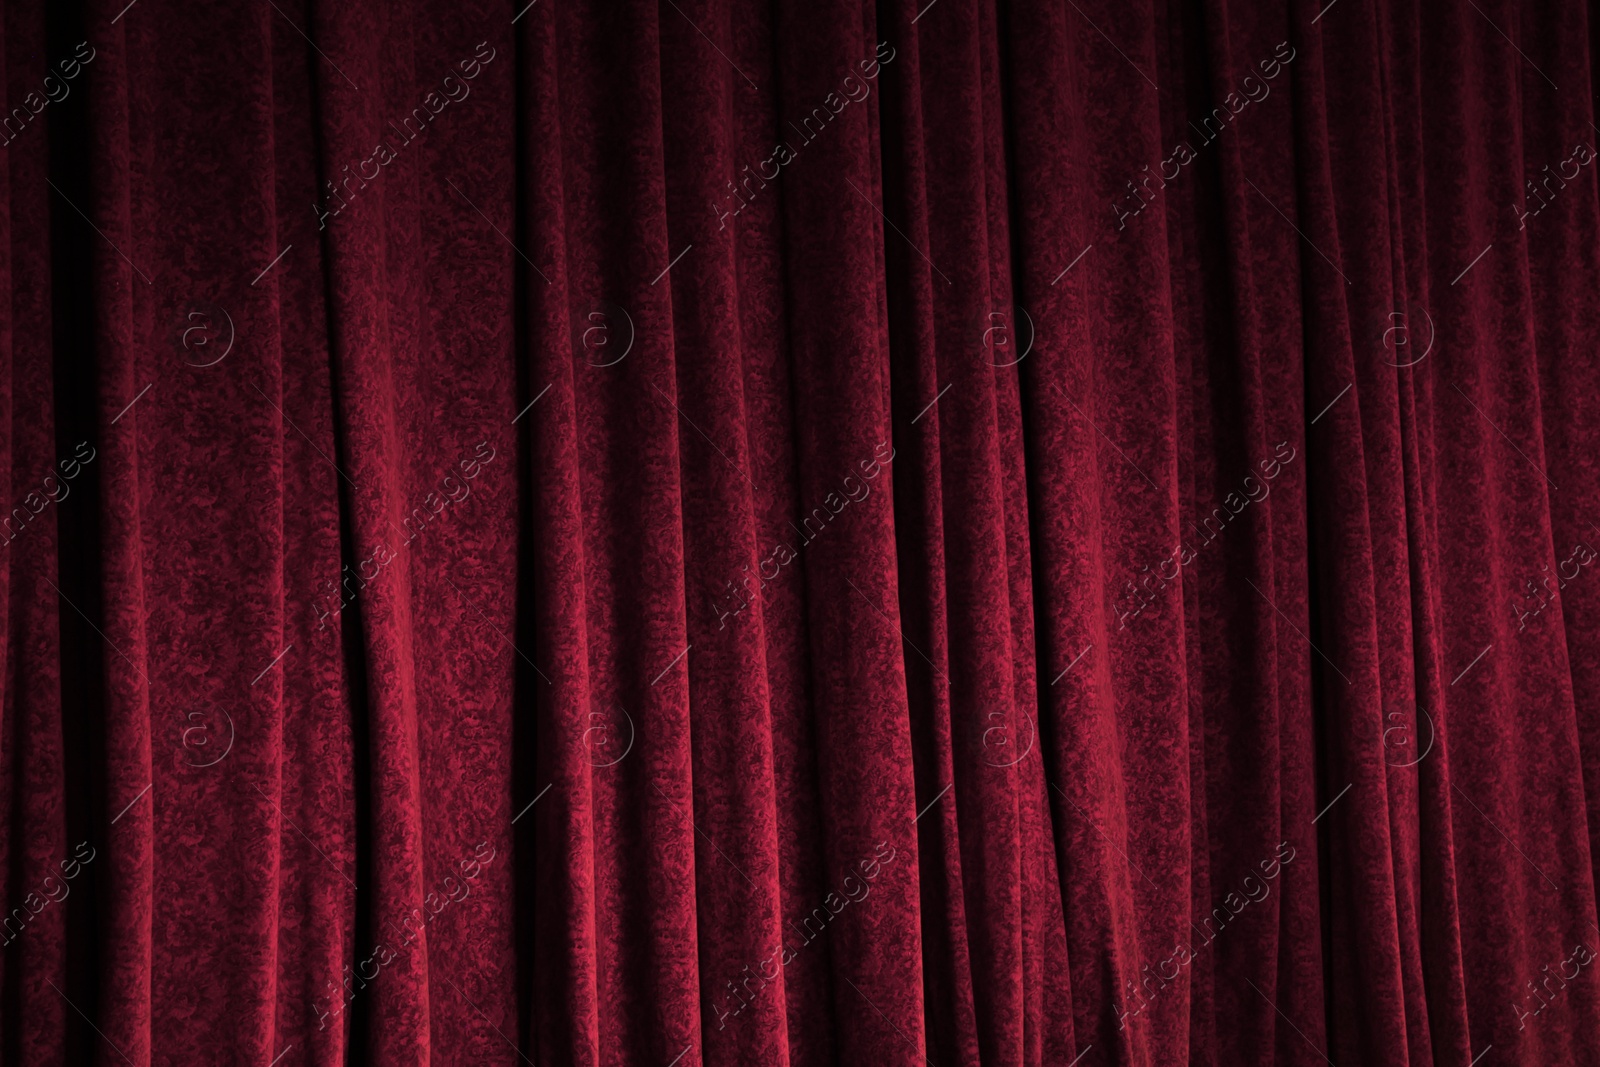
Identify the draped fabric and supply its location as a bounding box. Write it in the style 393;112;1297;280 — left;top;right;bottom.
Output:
3;0;1600;1063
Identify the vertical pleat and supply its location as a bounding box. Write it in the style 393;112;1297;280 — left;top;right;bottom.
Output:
522;0;603;1062
2;3;69;1063
771;0;928;1063
264;7;357;1065
81;0;154;1059
655;0;794;1064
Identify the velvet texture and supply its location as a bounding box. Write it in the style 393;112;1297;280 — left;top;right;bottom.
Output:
3;0;1600;1063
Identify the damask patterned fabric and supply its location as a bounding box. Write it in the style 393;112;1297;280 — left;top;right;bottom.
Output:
3;0;1600;1064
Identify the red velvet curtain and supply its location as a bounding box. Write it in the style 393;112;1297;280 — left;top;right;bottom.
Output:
4;0;1600;1063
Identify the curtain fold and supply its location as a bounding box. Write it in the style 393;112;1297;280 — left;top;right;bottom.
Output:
4;0;1600;1064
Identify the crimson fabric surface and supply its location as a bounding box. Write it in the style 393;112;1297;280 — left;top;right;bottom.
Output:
3;0;1600;1064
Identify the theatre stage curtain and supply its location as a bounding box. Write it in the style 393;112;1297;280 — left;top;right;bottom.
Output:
3;0;1600;1064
